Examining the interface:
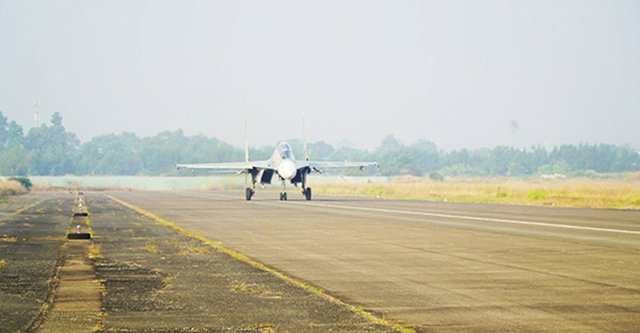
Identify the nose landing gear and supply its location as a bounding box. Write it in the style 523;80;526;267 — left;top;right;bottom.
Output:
279;177;288;200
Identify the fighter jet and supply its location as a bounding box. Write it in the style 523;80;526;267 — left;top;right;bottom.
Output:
176;123;378;201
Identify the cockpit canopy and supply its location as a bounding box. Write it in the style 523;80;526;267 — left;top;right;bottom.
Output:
277;142;294;159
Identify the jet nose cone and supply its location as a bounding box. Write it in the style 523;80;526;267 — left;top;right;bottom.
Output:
278;161;297;180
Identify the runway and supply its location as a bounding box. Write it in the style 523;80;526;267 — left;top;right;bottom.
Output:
110;190;640;332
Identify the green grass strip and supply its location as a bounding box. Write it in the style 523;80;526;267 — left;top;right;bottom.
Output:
107;194;415;333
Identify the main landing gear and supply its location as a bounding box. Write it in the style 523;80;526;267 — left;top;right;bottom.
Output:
247;167;312;202
302;187;312;200
245;168;258;201
245;187;255;201
300;169;312;200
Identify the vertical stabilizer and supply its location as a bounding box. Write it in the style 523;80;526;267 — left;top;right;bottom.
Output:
302;115;308;161
244;117;249;163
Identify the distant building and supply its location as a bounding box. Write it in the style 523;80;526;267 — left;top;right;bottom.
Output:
539;173;567;180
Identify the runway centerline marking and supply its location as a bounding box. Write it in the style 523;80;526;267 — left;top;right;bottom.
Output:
207;192;640;236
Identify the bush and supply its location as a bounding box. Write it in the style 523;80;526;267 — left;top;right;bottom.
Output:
8;177;32;190
429;172;444;181
0;180;27;196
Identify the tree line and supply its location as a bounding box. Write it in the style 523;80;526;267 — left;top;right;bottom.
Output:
0;112;638;177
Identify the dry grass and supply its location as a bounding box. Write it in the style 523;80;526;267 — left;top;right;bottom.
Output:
314;175;640;209
144;244;158;253
232;281;283;298
188;246;210;254
0;180;28;197
1;235;18;242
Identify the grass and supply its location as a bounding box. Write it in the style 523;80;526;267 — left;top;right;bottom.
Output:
189;246;210;254
169;238;211;256
313;174;640;209
1;235;18;242
233;281;283;297
0;179;28;197
245;324;275;333
145;244;158;253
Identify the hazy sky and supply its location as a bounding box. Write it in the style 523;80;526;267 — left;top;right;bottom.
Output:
1;1;638;150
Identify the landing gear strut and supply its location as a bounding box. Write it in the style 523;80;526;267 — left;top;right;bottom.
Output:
245;168;258;201
245;187;255;201
301;169;312;200
302;187;312;200
279;177;287;201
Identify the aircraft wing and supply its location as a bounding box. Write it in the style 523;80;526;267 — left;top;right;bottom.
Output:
177;160;273;171
307;160;379;171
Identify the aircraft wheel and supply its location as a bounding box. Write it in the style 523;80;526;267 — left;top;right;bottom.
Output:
245;187;254;201
305;187;312;200
283;192;287;201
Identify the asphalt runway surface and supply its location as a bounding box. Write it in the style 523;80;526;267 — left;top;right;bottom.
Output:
109;190;640;332
1;192;397;333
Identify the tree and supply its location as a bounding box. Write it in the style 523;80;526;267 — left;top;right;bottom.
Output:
25;113;80;175
0;111;638;177
76;132;143;175
0;112;25;151
0;146;31;175
6;121;24;148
